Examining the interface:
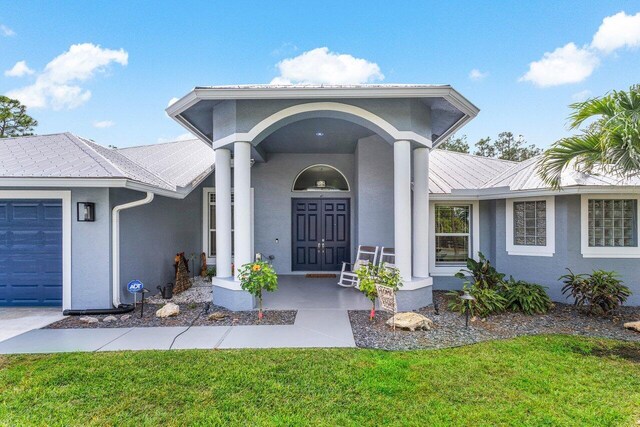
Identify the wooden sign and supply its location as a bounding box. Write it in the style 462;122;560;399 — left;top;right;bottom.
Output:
376;284;397;314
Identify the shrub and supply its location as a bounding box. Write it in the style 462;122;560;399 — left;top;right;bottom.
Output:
238;261;278;319
500;277;553;315
205;266;216;278
560;269;631;315
447;283;507;318
454;252;505;290
355;262;402;319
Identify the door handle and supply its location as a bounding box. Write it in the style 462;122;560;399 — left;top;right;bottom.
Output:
317;242;321;251
321;242;325;252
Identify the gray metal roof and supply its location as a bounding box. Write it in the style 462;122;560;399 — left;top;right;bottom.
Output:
119;138;215;189
481;155;640;191
429;149;516;194
0;133;213;194
2;133;637;198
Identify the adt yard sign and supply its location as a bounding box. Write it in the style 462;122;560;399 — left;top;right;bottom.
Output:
127;280;144;294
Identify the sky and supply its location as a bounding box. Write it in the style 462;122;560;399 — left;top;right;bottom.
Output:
1;1;639;149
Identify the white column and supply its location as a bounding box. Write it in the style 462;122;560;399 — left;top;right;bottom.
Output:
394;140;412;280
413;147;430;277
233;141;252;281
214;148;232;278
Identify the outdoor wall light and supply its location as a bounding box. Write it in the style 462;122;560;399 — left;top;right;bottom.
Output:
77;202;95;222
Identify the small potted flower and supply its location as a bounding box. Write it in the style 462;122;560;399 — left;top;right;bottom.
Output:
238;261;278;320
355;263;402;319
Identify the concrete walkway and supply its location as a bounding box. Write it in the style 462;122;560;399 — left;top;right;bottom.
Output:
0;307;65;343
0;309;356;354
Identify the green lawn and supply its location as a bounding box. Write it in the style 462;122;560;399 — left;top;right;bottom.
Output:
1;335;639;426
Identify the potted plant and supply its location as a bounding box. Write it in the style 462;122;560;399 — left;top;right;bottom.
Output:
238;261;278;319
355;263;402;319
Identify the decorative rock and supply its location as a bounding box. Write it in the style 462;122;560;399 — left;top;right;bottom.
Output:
208;311;227;321
156;302;180;318
623;321;640;332
102;315;117;323
79;316;99;324
386;312;433;331
120;314;132;321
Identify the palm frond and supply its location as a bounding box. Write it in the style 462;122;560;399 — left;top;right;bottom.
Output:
537;134;605;189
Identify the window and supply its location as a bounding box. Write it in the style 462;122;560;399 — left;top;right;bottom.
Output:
292;164;349;192
514;201;546;245
587;199;636;247
206;191;234;258
506;197;555;257
202;188;253;263
580;194;640;258
434;205;471;265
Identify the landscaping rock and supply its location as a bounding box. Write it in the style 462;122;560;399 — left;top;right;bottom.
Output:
624;321;640;332
79;316;99;324
102;315;117;323
120;314;132;321
156;302;180;318
386;312;433;331
208;311;227;321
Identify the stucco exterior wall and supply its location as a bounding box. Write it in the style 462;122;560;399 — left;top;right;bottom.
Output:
110;183;205;304
218;98;433;143
70;188;112;309
354;135;394;248
434;195;640;306
252;153;355;274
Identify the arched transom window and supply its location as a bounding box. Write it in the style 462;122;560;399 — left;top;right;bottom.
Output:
292;164;350;192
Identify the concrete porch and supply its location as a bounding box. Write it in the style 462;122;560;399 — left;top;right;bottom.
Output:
262;275;371;310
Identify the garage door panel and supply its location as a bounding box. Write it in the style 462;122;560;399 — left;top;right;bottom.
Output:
0;199;62;306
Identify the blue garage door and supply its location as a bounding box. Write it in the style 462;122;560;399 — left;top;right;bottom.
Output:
0;199;63;306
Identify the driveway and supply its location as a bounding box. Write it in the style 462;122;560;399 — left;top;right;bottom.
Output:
0;307;66;343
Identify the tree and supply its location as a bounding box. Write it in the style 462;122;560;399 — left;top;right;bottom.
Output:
474;132;542;161
0;96;38;138
538;85;640;189
438;134;470;153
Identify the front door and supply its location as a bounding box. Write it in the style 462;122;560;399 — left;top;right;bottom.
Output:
292;198;350;271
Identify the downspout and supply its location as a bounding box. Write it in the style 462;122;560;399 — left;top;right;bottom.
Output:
111;192;155;308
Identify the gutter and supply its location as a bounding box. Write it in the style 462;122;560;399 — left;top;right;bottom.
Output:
111;192;155;308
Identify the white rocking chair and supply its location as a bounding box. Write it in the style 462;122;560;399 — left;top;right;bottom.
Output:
378;247;396;270
337;245;379;288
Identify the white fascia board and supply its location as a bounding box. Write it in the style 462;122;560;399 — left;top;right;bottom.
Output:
0;177;190;200
191;85;455;100
444;185;640;200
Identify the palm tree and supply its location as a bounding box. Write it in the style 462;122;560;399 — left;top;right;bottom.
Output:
538;85;640;189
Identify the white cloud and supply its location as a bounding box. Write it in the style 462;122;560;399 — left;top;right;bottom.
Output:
572;89;592;101
0;24;15;37
270;47;384;85
4;61;35;77
591;11;640;53
93;120;115;128
519;43;599;87
157;132;194;144
468;68;489;81
6;43;128;110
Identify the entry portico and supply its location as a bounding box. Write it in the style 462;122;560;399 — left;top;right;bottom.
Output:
167;85;479;310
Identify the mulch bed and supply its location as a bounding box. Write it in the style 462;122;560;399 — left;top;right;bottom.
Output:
349;291;640;350
45;303;296;329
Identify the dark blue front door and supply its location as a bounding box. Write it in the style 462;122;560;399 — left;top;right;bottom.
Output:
0;199;63;306
292;198;350;271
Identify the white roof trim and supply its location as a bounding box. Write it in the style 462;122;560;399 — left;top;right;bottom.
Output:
0;177;192;199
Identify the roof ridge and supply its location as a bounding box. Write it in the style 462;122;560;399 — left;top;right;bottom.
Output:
482;155;542;189
71;134;177;190
63;133;124;178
